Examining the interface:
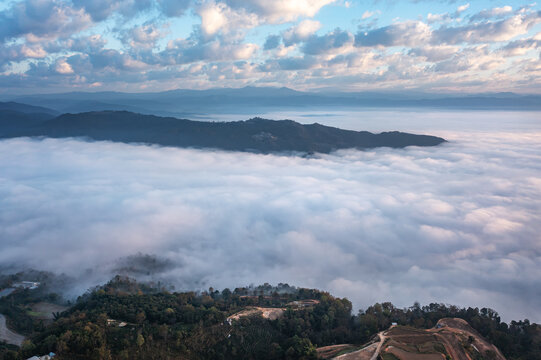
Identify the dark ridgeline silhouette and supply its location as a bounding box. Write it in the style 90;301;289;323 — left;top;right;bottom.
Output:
0;106;445;154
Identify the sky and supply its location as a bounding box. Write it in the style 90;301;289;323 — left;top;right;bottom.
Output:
0;0;540;94
1;110;540;322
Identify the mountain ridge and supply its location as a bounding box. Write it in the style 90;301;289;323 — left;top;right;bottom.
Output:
0;109;446;154
3;87;539;118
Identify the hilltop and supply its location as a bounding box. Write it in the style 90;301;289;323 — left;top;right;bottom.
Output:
1;275;540;359
0;107;446;154
319;318;505;360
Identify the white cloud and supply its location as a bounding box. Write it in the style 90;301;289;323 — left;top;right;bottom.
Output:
303;28;354;55
158;0;191;17
471;6;513;21
1;123;540;321
409;45;458;61
282;19;322;46
499;38;539;56
355;21;432;47
0;0;540;93
0;43;47;65
225;0;336;23
196;0;332;38
0;0;92;42
54;57;74;74
123;24;164;49
434;12;541;44
71;0;153;21
197;1;258;37
362;11;375;20
457;3;470;14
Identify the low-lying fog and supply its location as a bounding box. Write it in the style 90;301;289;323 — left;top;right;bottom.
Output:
1;110;540;322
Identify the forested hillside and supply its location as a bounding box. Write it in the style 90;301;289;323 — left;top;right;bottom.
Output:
1;276;540;359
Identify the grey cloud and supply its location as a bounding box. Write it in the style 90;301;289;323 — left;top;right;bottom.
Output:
0;34;104;67
470;6;513;22
1;117;540;321
71;0;153;22
302;29;353;55
158;0;191;17
163;38;258;65
431;45;493;73
409;45;457;61
121;23;164;50
0;43;47;65
433;11;541;44
89;49;131;69
355;21;431;47
0;0;92;42
260;56;318;71
223;0;334;23
264;35;281;50
62;34;107;53
499;38;539;56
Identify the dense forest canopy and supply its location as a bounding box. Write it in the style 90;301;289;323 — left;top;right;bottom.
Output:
0;275;540;359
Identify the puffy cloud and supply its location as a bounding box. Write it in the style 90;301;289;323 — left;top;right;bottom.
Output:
302;28;353;55
0;0;92;42
456;3;470;14
197;1;258;37
65;34;107;53
409;45;458;62
193;0;333;41
499;38;539;56
433;12;541;44
225;0;335;24
263;35;281;50
362;11;376;20
0;0;540;93
54;57;74;74
158;0;191;17
0;43;47;65
71;0;153;22
164;37;259;65
470;6;513;21
426;4;468;25
282;19;322;46
433;45;504;73
1;120;540;321
260;55;319;71
355;21;431;47
426;12;451;24
122;24;164;49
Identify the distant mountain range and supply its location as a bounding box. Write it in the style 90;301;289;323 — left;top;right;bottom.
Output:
1;86;539;118
0;103;445;154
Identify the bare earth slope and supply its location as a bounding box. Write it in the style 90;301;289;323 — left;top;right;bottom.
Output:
320;318;506;360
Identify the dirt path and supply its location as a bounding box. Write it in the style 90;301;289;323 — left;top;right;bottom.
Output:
334;331;385;360
369;331;386;360
332;343;377;360
0;314;25;346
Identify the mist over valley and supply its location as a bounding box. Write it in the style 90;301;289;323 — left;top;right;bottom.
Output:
1;109;539;324
1;0;541;356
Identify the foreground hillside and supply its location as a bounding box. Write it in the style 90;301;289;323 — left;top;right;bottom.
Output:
0;106;446;154
1;275;540;359
319;318;505;360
